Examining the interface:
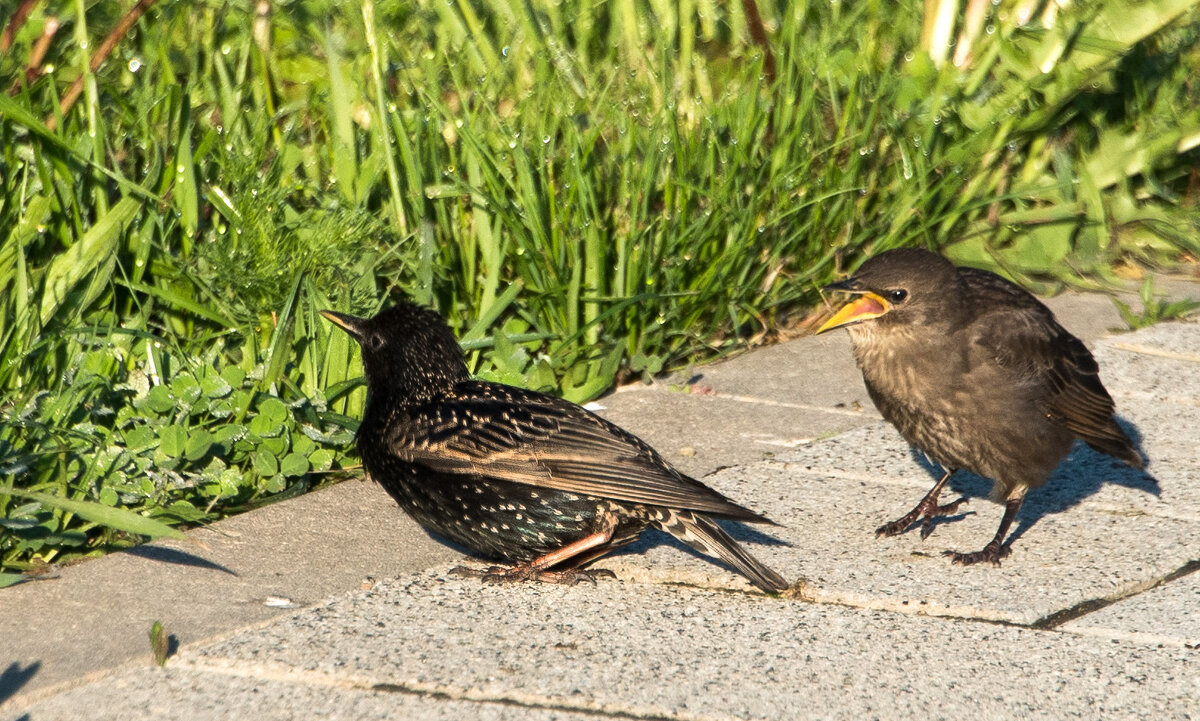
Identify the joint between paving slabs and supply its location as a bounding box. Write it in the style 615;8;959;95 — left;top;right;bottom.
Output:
1106;342;1200;364
368;682;683;721
614;382;877;420
636;558;1200;639
689;391;879;419
1029;558;1200;631
183;658;690;721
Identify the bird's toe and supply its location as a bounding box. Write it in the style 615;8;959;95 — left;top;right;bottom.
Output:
448;564;508;579
942;542;1011;567
936;497;969;515
875;519;911;537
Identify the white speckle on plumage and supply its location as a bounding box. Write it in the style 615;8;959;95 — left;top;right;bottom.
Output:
323;302;785;592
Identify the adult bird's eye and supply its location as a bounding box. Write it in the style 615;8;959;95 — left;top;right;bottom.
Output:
888;289;909;303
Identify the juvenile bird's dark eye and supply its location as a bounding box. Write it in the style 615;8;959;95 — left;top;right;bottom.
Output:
888;289;909;303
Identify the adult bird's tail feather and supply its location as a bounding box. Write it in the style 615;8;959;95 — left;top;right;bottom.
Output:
667;512;788;593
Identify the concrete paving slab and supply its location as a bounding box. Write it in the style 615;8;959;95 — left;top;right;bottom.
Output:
663;332;875;410
1093;345;1200;405
1097;317;1200;360
1093;318;1200;404
13;664;608;721
594;385;874;479
586;461;1198;625
771;421;935;486
0;479;460;709
170;572;1200;721
1061;570;1200;648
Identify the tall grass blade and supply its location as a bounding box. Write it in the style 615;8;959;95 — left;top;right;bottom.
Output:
39;196;140;325
7;490;187;541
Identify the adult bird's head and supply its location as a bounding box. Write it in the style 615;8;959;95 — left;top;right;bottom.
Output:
320;303;470;403
815;248;963;339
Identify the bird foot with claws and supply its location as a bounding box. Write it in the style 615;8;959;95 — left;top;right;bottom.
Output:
875;496;970;539
943;541;1011;567
449;564;617;586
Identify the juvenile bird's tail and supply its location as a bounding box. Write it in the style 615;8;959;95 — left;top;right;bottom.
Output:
663;511;788;593
1086;437;1145;470
1081;418;1145;470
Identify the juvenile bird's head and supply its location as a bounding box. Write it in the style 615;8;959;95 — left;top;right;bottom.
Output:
321;303;470;403
815;248;964;342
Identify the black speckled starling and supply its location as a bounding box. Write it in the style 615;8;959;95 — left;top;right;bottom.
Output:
816;248;1143;566
321;303;787;592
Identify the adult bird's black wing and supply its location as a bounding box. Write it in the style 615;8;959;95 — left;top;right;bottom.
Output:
386;381;773;522
962;268;1142;468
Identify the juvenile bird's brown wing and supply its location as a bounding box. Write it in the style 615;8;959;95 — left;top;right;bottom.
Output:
962;268;1142;468
386;381;772;522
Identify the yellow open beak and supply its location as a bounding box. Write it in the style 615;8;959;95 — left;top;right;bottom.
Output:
814;292;892;334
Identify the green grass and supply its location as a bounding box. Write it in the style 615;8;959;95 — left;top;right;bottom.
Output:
2;0;1199;574
1113;276;1200;328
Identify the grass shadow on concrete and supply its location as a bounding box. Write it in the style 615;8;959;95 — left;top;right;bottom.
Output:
123;546;239;576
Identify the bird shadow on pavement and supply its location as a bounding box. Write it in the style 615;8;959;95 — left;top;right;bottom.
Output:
0;661;40;708
907;418;1159;548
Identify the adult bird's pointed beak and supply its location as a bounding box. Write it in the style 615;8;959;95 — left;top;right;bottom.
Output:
320;309;367;339
814;284;893;334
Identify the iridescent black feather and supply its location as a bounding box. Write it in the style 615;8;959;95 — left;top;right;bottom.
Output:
322;303;786;592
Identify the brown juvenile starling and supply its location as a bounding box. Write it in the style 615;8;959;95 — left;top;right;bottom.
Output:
816;248;1143;565
321;303;787;592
